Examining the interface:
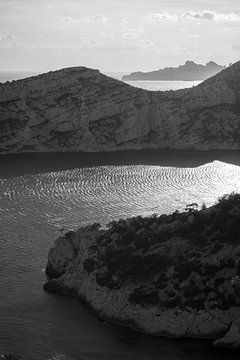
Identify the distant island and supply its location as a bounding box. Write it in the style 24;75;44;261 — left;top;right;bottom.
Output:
44;193;240;349
122;61;224;81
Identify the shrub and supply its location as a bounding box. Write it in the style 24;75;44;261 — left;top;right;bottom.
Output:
203;263;220;275
183;281;201;298
129;287;159;306
1;354;21;360
83;258;96;274
210;242;223;254
162;295;182;308
214;277;225;287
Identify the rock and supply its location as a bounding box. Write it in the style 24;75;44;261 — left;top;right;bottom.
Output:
0;61;240;153
213;320;240;349
45;236;76;278
43;279;69;295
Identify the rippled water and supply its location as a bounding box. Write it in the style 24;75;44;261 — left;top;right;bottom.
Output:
1;159;240;360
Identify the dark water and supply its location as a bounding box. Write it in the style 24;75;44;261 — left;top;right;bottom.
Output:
0;151;240;360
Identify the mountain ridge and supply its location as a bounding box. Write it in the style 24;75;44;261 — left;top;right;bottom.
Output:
122;61;224;81
0;60;240;154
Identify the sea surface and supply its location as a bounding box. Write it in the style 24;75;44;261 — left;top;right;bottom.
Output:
0;75;239;360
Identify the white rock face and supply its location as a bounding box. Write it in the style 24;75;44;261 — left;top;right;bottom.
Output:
1;61;240;153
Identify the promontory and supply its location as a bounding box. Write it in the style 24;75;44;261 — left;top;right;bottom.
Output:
44;193;240;349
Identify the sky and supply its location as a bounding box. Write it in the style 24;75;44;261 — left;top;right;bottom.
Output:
0;0;240;72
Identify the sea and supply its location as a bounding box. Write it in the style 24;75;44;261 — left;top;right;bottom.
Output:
0;71;201;91
0;72;240;360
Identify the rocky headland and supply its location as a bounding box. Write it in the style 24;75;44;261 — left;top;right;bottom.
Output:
122;61;224;81
0;61;240;153
44;193;240;349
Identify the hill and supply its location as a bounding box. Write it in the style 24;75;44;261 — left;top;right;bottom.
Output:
0;61;240;153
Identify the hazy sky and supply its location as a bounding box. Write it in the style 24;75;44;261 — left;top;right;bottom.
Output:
0;0;240;72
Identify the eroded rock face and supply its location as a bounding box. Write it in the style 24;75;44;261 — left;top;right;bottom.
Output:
1;61;240;153
213;320;240;349
44;194;240;348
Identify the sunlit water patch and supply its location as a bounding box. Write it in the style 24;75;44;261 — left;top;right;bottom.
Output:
0;160;240;360
124;80;201;91
1;161;240;230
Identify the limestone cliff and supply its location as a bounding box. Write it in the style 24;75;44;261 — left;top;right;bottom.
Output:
0;61;240;153
44;194;240;349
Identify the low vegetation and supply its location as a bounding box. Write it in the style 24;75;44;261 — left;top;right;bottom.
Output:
1;354;21;360
84;193;240;310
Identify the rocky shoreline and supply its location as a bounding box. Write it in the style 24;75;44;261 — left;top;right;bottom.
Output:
44;194;240;350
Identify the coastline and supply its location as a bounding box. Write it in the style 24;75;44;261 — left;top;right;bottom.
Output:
1;149;240;179
44;277;240;344
44;195;240;350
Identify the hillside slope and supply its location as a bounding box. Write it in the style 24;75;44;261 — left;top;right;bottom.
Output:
0;61;240;153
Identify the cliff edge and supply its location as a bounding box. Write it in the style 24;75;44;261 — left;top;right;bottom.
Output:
44;193;240;349
0;61;240;153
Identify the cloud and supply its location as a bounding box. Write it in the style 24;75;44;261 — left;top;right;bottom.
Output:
189;33;200;38
138;39;155;48
63;16;73;21
148;12;178;21
232;44;240;50
181;10;214;20
121;28;144;39
99;32;114;39
0;33;17;42
0;33;18;48
147;10;240;22
120;18;128;25
215;13;240;21
92;15;107;21
181;45;198;52
62;15;107;23
181;10;240;21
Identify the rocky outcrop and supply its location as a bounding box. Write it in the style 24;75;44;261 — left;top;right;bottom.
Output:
0;61;240;153
44;194;240;349
213;320;240;349
122;61;224;81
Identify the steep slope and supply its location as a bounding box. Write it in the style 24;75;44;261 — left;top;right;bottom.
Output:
44;193;240;349
122;61;223;81
0;61;240;153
